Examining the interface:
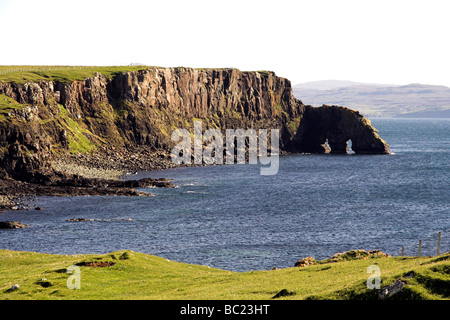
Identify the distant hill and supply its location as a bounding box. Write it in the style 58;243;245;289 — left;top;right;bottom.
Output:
293;80;450;118
293;80;398;91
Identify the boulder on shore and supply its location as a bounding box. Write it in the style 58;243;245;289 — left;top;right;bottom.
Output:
294;256;316;267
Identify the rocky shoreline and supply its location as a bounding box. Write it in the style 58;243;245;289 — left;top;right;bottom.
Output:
0;146;179;212
52;146;178;180
0;143;288;212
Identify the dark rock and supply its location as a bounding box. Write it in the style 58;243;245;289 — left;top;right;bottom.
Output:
294;257;316;267
5;284;20;292
66;218;91;222
35;279;53;288
0;221;26;229
295;105;390;155
107;177;176;189
378;279;405;300
76;261;115;267
119;251;133;260
272;289;295;299
403;271;416;278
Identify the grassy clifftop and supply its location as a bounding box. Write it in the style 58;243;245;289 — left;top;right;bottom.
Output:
0;249;448;300
0;65;157;84
0;65;251;84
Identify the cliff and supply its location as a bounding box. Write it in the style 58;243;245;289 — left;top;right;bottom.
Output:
0;67;389;182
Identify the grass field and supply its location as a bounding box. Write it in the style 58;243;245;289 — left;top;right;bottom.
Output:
0;249;448;300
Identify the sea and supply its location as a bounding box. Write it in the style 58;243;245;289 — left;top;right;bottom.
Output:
1;118;449;272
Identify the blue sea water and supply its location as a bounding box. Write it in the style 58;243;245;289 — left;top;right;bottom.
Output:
1;118;449;272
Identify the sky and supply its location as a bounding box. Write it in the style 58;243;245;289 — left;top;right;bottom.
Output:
0;0;449;86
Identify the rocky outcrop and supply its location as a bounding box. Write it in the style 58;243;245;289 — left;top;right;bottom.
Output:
294;105;390;154
0;221;26;229
294;250;391;267
0;174;158;200
325;249;391;262
378;279;406;300
0;67;390;182
294;256;316;267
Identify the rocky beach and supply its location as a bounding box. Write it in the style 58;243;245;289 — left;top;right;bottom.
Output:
0;146;177;213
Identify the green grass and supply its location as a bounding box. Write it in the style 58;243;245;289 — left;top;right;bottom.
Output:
1;97;99;154
0;94;29;121
55;104;97;154
37;104;98;154
0;65;245;85
0;65;164;84
288;117;300;132
0;249;448;300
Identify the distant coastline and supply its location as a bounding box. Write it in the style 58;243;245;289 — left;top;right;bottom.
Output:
293;80;450;118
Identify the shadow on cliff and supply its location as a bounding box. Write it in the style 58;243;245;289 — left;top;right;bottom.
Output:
290;105;390;155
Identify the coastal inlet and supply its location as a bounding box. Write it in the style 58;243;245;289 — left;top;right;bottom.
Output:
0;118;448;271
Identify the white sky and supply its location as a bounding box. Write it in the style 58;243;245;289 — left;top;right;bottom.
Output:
1;0;449;86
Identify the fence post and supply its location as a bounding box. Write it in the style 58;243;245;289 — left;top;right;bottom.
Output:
401;246;404;257
437;232;441;256
418;240;422;257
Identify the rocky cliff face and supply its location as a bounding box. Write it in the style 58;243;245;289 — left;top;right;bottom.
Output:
0;67;389;181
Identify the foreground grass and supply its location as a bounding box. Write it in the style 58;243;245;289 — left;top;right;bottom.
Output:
0;250;448;300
